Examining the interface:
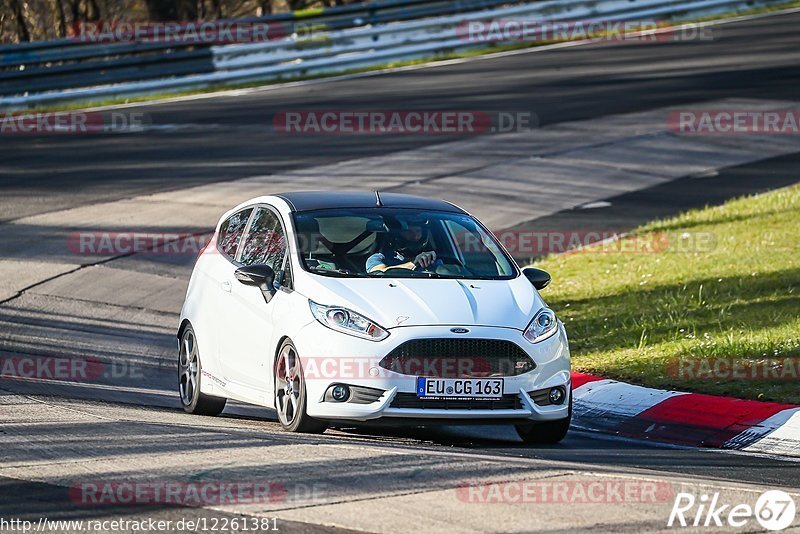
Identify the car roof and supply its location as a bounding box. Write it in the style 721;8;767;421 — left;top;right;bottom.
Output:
274;191;465;213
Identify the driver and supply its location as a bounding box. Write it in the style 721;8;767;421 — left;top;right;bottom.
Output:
366;216;442;273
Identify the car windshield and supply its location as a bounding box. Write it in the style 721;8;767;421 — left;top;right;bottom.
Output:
292;208;516;279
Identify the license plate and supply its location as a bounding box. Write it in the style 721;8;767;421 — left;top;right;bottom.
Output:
416;377;503;400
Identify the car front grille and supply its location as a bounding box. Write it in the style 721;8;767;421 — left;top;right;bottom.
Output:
378;338;534;378
390;393;523;410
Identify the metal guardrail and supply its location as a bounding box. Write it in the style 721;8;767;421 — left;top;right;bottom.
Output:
0;0;502;97
0;0;781;109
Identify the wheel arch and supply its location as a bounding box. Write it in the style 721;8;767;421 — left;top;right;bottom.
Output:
177;318;192;340
272;335;292;378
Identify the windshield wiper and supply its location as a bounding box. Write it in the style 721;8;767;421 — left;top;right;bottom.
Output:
398;271;447;278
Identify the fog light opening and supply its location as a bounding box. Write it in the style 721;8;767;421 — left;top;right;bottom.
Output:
331;384;350;402
549;387;565;405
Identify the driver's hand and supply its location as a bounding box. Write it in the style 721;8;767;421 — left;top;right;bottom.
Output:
414;251;437;268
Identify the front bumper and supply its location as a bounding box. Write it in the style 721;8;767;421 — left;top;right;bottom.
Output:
293;320;571;423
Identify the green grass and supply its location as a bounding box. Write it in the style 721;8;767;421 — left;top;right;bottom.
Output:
536;184;800;404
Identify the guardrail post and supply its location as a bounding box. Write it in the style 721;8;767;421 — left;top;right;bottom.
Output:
370;5;379;41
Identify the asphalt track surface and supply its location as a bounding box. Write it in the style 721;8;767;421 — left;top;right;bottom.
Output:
2;11;800;221
1;10;800;533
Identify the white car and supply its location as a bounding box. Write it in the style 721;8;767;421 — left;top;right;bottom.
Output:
178;191;571;443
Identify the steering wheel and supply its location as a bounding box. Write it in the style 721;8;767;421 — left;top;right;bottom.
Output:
426;254;477;277
426;254;462;266
366;255;469;276
367;266;418;277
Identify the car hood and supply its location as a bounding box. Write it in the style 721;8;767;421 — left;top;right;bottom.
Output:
301;274;543;330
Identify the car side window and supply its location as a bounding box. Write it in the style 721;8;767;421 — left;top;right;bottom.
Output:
239;207;287;270
218;208;253;261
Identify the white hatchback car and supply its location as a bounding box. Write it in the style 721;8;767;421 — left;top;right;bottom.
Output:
178;191;571;443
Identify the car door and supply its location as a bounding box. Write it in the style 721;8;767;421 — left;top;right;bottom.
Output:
218;205;288;392
201;206;253;376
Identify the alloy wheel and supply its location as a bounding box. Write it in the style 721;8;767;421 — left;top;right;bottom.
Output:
179;329;200;406
275;343;301;426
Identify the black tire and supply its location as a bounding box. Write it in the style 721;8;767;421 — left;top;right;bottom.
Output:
274;339;328;434
179;324;227;416
515;397;571;444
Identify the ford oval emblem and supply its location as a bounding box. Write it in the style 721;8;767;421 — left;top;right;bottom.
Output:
450;328;469;334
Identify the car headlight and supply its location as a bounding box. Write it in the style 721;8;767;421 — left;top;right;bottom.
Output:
309;301;389;341
523;308;558;343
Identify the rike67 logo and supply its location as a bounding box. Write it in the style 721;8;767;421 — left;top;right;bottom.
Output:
668;490;796;530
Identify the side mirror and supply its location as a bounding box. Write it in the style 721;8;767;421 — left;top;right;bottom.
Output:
522;267;551;290
235;264;276;302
